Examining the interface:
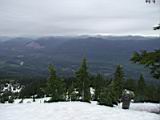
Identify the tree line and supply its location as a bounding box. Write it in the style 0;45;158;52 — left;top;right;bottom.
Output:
1;57;159;106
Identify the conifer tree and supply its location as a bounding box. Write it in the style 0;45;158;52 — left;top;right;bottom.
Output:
156;86;160;102
136;74;146;102
64;77;78;101
76;58;91;102
98;84;116;107
124;78;136;91
47;64;65;102
99;65;124;106
112;65;125;102
131;50;160;79
94;73;105;101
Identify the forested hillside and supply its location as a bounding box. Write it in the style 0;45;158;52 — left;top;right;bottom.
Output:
0;36;159;81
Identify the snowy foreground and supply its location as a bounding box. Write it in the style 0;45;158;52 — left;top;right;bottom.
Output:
0;101;159;120
117;102;160;114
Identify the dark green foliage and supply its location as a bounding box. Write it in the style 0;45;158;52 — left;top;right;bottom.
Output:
0;97;6;103
76;58;91;102
98;66;135;107
135;74;146;102
131;49;160;102
93;74;109;101
137;74;146;94
46;64;65;102
1;53;160;104
0;90;12;103
156;86;160;102
112;65;125;102
0;93;15;103
94;74;103;101
98;85;116;107
19;79;46;99
124;78;136;91
64;77;79;101
8;96;14;103
131;49;160;79
144;84;160;103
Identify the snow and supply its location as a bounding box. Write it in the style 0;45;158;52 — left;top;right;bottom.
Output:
117;102;160;114
2;83;22;93
14;98;51;104
0;101;159;120
130;103;160;114
20;61;24;66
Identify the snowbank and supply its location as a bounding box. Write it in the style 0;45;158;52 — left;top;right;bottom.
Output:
117;102;160;114
0;102;159;120
130;103;160;114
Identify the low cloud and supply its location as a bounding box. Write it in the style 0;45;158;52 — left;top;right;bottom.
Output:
0;0;159;36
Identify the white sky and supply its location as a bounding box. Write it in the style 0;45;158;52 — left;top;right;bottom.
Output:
0;0;160;36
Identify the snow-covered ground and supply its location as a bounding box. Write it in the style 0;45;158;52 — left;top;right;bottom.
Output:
117;102;160;114
0;101;159;120
13;98;51;104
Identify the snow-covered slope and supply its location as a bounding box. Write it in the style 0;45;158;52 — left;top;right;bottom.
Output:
0;102;159;120
117;103;160;114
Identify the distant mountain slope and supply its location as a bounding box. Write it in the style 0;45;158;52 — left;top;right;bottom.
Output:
0;36;159;81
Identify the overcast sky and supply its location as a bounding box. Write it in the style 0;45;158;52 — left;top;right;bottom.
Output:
0;0;159;36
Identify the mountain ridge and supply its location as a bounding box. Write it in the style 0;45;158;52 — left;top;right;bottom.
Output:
0;36;159;82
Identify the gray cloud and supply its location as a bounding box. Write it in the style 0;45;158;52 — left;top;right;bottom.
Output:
0;0;159;36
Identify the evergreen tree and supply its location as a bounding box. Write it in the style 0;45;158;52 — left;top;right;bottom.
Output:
135;74;146;102
144;84;157;102
64;77;78;101
131;50;160;79
94;73;105;101
124;78;136;91
76;58;91;102
112;65;125;102
98;84;116;107
156;86;160;102
47;64;65;102
98;65;125;106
